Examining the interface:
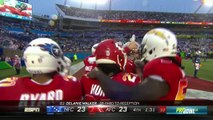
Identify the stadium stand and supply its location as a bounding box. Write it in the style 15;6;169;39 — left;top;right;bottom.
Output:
56;4;213;22
0;4;213;59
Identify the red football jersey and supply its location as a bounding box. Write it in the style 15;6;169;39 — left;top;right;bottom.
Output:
81;75;109;101
0;74;82;105
143;58;188;101
81;72;141;101
125;59;136;73
83;55;96;74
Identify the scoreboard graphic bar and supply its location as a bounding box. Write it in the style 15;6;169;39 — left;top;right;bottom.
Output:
46;105;209;115
166;106;208;115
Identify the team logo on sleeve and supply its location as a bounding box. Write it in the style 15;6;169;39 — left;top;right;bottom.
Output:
63;75;77;82
0;77;18;87
122;73;137;83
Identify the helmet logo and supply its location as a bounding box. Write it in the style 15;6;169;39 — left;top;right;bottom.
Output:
106;49;110;56
52;46;61;57
148;30;167;40
39;43;62;58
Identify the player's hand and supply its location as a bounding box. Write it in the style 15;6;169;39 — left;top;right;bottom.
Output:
134;60;145;68
88;67;100;79
88;57;96;64
130;34;136;42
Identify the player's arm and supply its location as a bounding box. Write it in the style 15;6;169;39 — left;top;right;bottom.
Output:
129;76;169;100
88;69;169;100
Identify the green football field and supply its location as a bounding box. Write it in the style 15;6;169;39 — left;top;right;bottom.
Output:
0;59;213;81
182;59;213;81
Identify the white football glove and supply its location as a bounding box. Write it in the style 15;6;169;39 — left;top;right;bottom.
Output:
88;57;96;64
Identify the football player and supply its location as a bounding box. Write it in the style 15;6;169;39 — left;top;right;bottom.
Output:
125;35;141;74
193;50;201;78
88;28;188;101
81;39;141;101
0;38;82;106
83;43;99;74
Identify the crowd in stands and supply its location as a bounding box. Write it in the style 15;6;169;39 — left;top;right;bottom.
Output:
1;26;213;54
0;14;213;58
57;4;213;22
0;56;12;62
178;38;213;54
0;29;28;51
0;17;56;33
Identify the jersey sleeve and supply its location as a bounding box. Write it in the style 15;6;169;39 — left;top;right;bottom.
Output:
125;60;136;73
123;46;131;54
64;75;83;100
83;58;88;66
0;77;20;100
83;57;96;73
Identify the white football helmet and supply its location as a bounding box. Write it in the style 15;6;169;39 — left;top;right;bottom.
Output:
24;38;65;74
141;28;177;62
91;43;99;55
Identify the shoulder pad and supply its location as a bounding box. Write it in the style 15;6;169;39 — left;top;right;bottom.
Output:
0;77;18;87
148;75;165;82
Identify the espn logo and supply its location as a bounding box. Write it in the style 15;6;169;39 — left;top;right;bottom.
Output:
24;107;40;112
